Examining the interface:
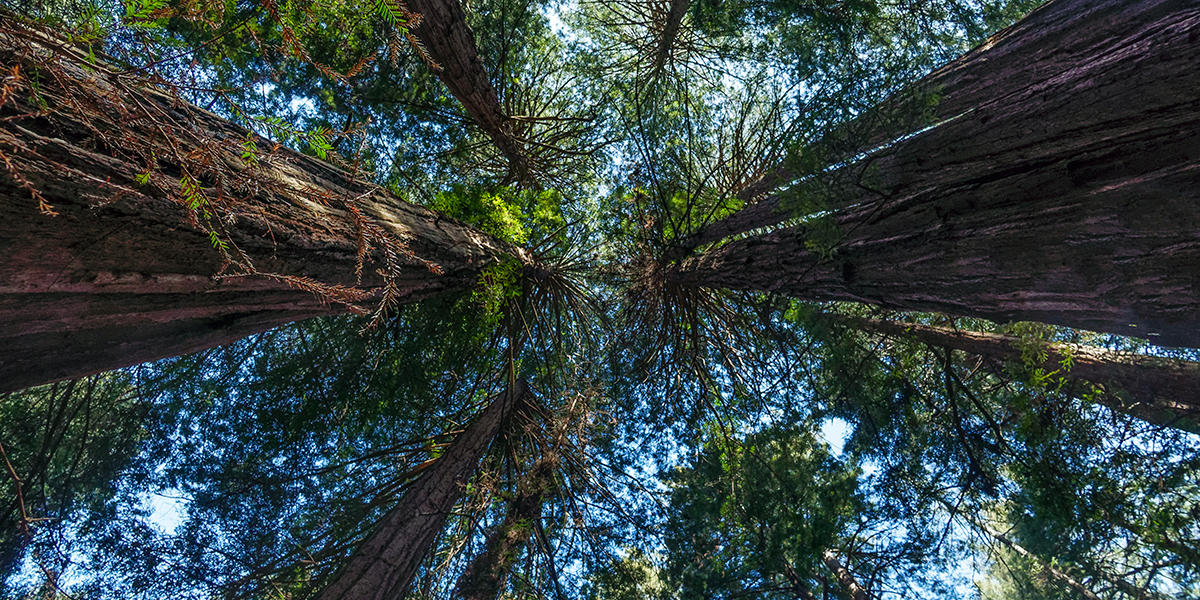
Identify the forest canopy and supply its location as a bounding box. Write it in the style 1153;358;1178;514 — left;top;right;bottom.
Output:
1;0;1198;599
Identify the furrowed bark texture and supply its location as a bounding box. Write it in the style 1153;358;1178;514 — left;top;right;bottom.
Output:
453;452;556;600
672;0;1200;345
407;0;531;183
840;316;1200;433
0;25;514;393
821;550;869;600
678;0;1200;276
318;381;527;600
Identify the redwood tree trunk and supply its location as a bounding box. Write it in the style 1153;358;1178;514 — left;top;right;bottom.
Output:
685;0;1193;248
672;0;1200;346
318;381;528;600
821;550;869;600
836;315;1200;434
649;0;690;73
406;0;532;183
452;453;556;600
0;22;514;393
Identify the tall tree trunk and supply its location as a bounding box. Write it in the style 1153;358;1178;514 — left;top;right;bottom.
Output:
684;0;1190;250
0;21;515;393
732;164;795;206
945;497;1172;600
649;0;690;73
318;380;528;600
820;550;868;600
405;0;532;184
1105;510;1200;573
829;314;1200;434
671;0;1200;346
781;564;818;600
451;452;556;600
452;391;583;600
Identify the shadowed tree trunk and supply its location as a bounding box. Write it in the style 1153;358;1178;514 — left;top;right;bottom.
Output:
452;391;584;600
688;0;1160;245
829;314;1200;434
406;0;532;184
0;21;516;394
671;0;1200;346
972;520;1103;600
649;0;690;73
781;564;818;600
318;381;529;600
452;451;556;600
821;550;868;600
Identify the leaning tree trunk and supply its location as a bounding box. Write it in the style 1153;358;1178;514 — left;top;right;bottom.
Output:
830;315;1200;434
671;0;1200;346
318;381;528;600
452;391;583;600
405;0;532;184
780;564;818;600
648;0;689;73
0;20;516;393
940;506;1156;600
972;522;1103;600
452;452;556;600
821;550;869;600
683;0;1190;250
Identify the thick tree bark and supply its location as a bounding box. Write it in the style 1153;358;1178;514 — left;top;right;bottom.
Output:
685;0;1160;247
406;0;532;184
732;164;794;206
451;453;555;600
318;381;528;600
671;0;1200;346
821;550;868;600
834;315;1200;434
649;0;690;73
0;22;515;393
452;392;583;600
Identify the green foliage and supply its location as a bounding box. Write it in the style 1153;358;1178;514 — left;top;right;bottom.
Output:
585;550;671;600
0;374;152;597
430;185;566;246
663;425;868;598
374;0;410;30
122;0;170;27
474;257;523;321
9;1;1197;598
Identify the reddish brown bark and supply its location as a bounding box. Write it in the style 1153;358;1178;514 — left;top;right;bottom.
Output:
318;381;528;600
452;392;584;600
0;23;514;393
671;0;1200;346
406;0;532;184
840;316;1200;434
678;0;1200;263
